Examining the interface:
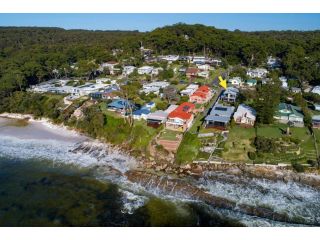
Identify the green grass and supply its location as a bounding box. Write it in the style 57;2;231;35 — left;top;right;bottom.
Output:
96;101;160;156
256;123;287;138
255;123;316;164
221;126;256;162
159;130;180;141
176;132;201;164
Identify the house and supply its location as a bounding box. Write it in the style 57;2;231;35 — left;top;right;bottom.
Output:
178;56;189;62
138;66;154;75
246;79;257;87
228;77;243;87
180;84;199;97
189;85;213;104
246;68;268;78
100;61;119;75
152;67;163;76
186;67;199;78
267;56;281;69
205;103;235;130
141;81;170;95
274;103;304;127
197;64;211;71
314;104;320;111
123;66;136;76
291;87;302;94
220;87;239;103
96;78;112;84
72;83;108;97
197;70;210;79
90;90;119;100
233;104;256;127
166;102;195;132
161;55;179;62
133;108;151;120
146;105;178;128
178;67;187;73
144;102;156;109
211;58;222;67
312;115;320;128
107;98;135;115
192;56;206;64
279;76;288;89
311;86;320;95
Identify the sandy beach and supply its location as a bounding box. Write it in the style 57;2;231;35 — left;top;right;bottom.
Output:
0;113;87;142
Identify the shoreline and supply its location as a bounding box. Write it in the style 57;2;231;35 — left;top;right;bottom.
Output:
1;112;320;189
0;112;86;139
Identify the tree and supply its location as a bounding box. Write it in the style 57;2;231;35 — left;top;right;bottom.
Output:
254;79;281;124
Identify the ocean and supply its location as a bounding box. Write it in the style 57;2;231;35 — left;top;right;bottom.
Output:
0;117;319;227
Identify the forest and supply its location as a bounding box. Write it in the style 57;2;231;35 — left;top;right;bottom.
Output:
1;23;320;98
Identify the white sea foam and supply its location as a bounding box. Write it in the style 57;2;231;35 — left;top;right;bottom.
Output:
197;172;320;225
1;116;320;226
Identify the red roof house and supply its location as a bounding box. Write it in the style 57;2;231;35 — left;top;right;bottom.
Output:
190;85;213;104
166;102;195;132
186;67;199;79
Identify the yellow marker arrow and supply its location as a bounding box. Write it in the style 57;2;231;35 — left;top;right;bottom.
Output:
218;76;227;89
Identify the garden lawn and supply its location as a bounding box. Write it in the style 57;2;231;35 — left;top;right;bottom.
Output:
159;130;180;141
221;126;256;162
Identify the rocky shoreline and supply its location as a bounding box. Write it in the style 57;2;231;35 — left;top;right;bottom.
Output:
2;113;320;190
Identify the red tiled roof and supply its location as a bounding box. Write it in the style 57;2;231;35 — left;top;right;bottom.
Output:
197;85;210;93
191;85;211;99
168;102;195;120
168;110;192;120
191;91;207;99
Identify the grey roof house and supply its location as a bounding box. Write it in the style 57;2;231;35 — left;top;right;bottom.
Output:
220;87;239;103
205;103;235;130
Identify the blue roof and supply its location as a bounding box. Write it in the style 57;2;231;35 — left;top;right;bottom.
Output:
108;98;134;109
133;108;151;116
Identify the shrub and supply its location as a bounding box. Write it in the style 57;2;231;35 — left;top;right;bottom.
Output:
248;151;257;160
291;161;305;173
254;136;276;153
307;159;316;167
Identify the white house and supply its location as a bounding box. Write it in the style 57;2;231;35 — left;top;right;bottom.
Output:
96;78;112;84
311;86;320;95
123;66;136;76
152;67;163;76
141;81;170;95
72;83;108;97
279;76;288;89
100;61;119;75
197;64;211;71
138;66;154;75
211;58;222;66
228;77;243;87
192;56;206;64
233;104;257;127
267;56;280;68
180;84;199;96
197;71;210;79
291;87;302;94
161;55;179;62
246;68;268;78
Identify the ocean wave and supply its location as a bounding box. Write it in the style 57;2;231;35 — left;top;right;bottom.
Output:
197;172;320;225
